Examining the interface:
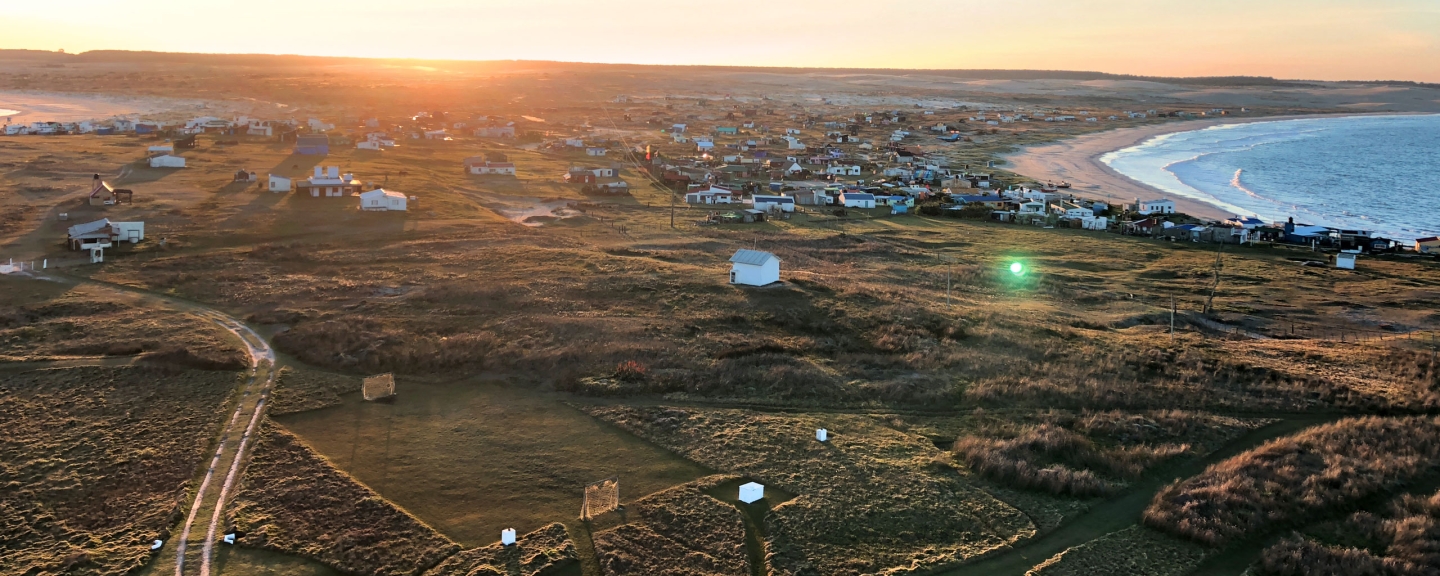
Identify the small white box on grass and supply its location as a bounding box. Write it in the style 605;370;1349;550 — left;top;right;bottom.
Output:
739;482;765;504
501;528;517;546
816;428;828;442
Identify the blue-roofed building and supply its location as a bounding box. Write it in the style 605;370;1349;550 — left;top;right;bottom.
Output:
295;134;330;155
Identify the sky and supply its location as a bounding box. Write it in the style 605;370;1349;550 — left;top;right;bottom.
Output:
3;0;1438;82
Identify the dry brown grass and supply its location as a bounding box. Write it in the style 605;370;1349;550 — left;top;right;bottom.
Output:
591;475;749;576
948;410;1268;497
423;523;576;576
0;280;246;369
1025;526;1207;576
266;366;359;416
1258;489;1440;576
232;423;459;575
0;366;238;575
1144;416;1440;548
585;406;1034;576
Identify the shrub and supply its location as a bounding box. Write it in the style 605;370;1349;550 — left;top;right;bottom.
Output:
615;360;648;382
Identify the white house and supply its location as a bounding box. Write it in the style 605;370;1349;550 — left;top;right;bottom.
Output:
585;146;607;156
786;139;806;150
696;141;715;152
730;249;780;286
826;165;862;176
67;218;144;250
839;192;876;208
359;189;408;211
149;155;186;168
685;186;734;204
467;159;517;175
148;144;174;154
751;195;796;213
357;140;382;150
564;137;585;147
268;174;292;192
1138;199;1176;215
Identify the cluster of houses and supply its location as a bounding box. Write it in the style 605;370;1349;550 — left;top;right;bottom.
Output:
263;165;412;211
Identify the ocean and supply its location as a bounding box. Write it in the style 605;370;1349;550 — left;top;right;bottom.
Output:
1100;114;1440;242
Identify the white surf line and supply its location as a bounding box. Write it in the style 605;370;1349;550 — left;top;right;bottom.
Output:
199;319;278;576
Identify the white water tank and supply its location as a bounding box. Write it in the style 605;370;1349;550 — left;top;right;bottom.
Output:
501;528;517;546
739;482;764;504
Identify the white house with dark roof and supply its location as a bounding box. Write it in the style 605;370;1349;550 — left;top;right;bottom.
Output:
1138;198;1176;215
729;249;780;286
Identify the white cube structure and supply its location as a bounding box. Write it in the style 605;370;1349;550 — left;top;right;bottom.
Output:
817;428;828;442
739;482;765;504
501;528;517;546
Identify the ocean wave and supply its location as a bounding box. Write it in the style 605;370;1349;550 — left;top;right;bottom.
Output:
1102;114;1440;242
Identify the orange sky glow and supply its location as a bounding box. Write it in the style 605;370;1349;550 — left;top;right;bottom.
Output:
3;0;1438;82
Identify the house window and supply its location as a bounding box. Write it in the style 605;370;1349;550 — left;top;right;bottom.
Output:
730;271;737;283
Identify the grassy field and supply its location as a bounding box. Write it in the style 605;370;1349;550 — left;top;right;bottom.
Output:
590;475;749;576
0;366;239;576
1025;526;1207;576
584;405;1037;576
231;423;459;576
273;377;710;547
1256;488;1440;576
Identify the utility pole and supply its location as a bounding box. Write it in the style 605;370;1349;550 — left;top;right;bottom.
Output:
1204;242;1224;315
946;260;952;308
669;187;675;229
1170;296;1176;340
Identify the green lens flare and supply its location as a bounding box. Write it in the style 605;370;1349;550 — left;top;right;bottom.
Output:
1010;262;1024;276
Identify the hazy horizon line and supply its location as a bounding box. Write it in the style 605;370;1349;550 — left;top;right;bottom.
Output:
3;48;1435;87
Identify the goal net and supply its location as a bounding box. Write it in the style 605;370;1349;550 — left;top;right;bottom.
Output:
581;477;620;520
362;373;396;401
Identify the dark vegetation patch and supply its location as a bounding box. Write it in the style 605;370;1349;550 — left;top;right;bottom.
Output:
1144;416;1440;548
232;424;459;575
1258;489;1440;576
0;366;236;576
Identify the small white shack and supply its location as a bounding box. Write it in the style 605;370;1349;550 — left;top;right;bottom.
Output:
268;174;292;193
359;189;408;211
149;155;186;168
729;249;780;286
739;482;764;504
1336;252;1358;270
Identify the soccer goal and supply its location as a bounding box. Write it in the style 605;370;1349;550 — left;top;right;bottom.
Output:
362;373;396;401
580;477;620;520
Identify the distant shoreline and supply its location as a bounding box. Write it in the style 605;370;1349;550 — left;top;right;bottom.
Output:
1001;112;1429;222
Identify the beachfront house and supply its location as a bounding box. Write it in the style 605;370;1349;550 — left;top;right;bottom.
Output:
1138;198;1176;215
1416;237;1440;254
729;249;780;286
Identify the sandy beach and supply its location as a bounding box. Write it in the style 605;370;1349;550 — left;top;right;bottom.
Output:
1001;119;1239;220
0;91;248;125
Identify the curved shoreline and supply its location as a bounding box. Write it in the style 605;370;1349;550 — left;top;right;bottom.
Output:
1000;113;1428;222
